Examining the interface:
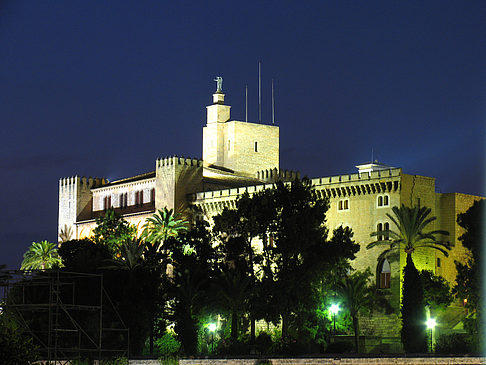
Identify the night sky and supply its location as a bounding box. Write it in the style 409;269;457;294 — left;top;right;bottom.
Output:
1;1;484;269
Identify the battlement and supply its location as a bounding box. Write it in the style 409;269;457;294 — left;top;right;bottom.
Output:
59;176;107;189
256;168;300;182
310;167;401;186
156;156;203;168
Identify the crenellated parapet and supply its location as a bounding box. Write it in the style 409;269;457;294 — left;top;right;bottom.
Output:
59;176;107;189
156;156;203;168
256;168;300;182
312;168;402;198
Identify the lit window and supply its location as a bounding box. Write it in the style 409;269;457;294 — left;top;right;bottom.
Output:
379;259;391;289
254;141;258;152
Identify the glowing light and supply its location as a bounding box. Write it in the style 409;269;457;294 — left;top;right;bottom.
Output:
426;317;436;329
329;304;340;315
208;323;217;332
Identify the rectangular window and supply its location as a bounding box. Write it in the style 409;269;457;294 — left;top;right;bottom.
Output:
437;257;441;267
228;140;231;151
150;188;155;202
135;191;139;205
139;190;144;204
254;141;258;152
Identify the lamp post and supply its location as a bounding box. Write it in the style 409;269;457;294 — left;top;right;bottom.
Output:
208;323;217;353
426;318;436;352
329;304;340;335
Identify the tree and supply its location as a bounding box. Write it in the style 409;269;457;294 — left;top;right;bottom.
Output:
212;266;251;341
367;204;450;353
453;199;484;349
20;241;64;271
92;208;136;252
420;270;452;314
212;192;266;342
141;208;188;252
334;269;375;352
257;179;359;338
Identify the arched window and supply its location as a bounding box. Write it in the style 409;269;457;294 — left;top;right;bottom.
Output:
384;195;389;206
378;196;383;207
379;259;391;289
384;222;390;240
377;223;383;241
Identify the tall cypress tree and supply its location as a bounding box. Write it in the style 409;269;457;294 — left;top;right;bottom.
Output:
401;254;427;353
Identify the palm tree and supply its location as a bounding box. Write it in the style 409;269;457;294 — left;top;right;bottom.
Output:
367;204;450;353
21;241;64;271
368;204;450;259
58;224;73;243
213;267;251;341
141;208;188;252
335;270;375;352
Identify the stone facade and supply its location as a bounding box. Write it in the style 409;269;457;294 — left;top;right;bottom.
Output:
58;85;482;339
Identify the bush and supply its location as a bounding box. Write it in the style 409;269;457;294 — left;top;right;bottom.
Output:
154;332;181;356
255;332;273;355
435;333;473;354
0;322;38;365
326;340;354;353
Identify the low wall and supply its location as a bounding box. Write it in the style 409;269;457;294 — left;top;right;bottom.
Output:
177;358;485;365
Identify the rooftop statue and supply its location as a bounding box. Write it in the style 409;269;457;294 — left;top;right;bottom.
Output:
214;76;223;92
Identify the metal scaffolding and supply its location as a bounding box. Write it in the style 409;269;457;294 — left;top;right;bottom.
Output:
1;270;129;364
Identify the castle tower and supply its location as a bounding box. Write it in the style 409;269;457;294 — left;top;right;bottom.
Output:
58;176;106;242
202;78;279;178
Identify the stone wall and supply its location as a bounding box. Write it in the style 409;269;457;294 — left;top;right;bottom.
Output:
178;357;485;365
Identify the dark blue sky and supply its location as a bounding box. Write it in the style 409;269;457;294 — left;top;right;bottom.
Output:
1;1;485;269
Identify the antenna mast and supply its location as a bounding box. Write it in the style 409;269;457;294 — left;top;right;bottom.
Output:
272;79;275;124
245;85;248;122
258;61;262;123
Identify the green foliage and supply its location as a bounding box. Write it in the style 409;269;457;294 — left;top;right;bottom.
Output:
93;208;137;251
401;254;427;353
154;332;181;356
99;357;129;365
141;208;188;251
368;204;450;258
0;316;39;365
434;333;472;354
368;204;450;353
334;269;376;352
20;240;64;270
420;270;452;312
58;238;112;272
453;199;484;342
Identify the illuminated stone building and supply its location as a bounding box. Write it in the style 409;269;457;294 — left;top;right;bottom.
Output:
58;83;481;344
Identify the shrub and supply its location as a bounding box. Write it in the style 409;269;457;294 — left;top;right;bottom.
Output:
326;340;354;353
435;333;472;354
154;332;181;356
255;332;273;355
0;322;38;365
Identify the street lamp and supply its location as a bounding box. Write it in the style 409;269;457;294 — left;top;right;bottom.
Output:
426;317;436;352
208;323;217;353
329;304;340;334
